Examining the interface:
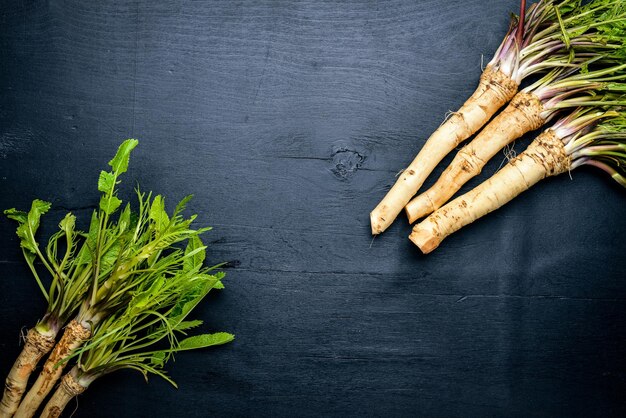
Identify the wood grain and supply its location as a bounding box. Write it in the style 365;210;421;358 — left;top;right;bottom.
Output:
1;1;625;417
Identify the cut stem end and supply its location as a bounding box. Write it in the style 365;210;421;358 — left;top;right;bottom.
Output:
408;228;440;254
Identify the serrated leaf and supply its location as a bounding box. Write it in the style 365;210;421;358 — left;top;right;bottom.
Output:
170;279;213;322
98;171;116;193
87;210;99;239
177;333;234;350
174;320;204;332
77;211;99;264
205;272;225;289
118;203;131;233
130;276;167;314
5;200;51;253
22;249;36;265
147;276;166;294
108;139;138;174
27;200;51;235
165;274;224;327
183;236;205;271
100;195;122;216
15;231;34;252
174;195;194;217
149;195;170;233
56;213;77;260
59;213;76;234
151;351;167;367
100;240;121;273
4;208;27;224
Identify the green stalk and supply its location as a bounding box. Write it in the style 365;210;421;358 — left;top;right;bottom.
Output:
371;0;626;235
560;111;626;186
40;238;231;418
491;0;626;83
14;140;216;418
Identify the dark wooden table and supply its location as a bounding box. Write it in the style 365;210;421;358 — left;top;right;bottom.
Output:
1;1;625;417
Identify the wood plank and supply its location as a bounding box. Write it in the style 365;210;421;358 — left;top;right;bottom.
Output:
0;0;625;416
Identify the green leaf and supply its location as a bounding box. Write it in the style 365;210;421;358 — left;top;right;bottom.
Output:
150;351;167;367
100;195;122;216
59;213;76;235
98;171;116;193
174;320;204;331
177;333;234;350
87;210;99;240
174;195;194;217
5;200;51;253
169;280;212;322
183;236;205;271
100;240;121;273
165;274;225;330
149;195;170;233
204;272;225;290
108;139;138;175
4;208;27;224
27;200;51;236
129;277;167;314
118;203;131;233
77;211;99;264
56;213;77;261
22;249;36;265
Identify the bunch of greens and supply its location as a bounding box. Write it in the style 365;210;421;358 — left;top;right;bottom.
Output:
563;109;626;185
371;0;626;234
0;140;232;418
404;0;626;226
40;235;232;417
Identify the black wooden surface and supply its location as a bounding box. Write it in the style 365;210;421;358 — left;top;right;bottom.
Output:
1;1;626;417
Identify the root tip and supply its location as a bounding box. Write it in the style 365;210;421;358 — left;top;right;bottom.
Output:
369;212;383;235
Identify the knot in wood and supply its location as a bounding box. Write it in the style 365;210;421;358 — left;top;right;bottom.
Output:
331;148;365;179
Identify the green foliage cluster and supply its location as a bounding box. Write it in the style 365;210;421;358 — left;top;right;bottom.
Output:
5;139;232;386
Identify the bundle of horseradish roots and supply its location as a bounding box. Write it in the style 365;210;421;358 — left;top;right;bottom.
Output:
370;0;626;253
0;140;233;418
